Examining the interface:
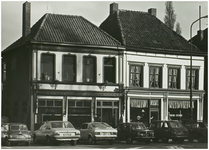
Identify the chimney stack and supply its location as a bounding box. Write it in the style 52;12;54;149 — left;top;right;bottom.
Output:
22;1;31;37
110;3;118;15
148;8;156;17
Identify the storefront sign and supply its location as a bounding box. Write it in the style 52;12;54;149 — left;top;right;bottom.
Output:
150;100;159;106
169;114;182;117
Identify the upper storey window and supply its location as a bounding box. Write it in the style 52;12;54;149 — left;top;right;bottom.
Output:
83;56;96;83
104;57;116;83
41;54;55;81
186;69;199;89
130;65;143;87
63;55;76;82
149;66;162;88
168;68;180;89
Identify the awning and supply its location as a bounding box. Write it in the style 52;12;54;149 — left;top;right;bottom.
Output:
130;100;148;108
169;100;194;109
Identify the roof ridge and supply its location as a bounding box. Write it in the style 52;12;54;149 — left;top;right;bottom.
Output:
33;13;48;40
117;11;126;45
119;9;148;14
80;16;121;45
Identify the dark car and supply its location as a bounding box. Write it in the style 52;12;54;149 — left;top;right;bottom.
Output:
1;123;31;146
117;122;154;144
149;120;188;143
182;120;207;143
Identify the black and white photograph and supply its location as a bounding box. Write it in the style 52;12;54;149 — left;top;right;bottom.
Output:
1;1;208;149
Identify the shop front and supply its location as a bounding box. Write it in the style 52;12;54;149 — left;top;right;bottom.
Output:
33;90;122;130
129;99;160;126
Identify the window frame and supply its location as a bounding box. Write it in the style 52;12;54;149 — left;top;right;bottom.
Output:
168;67;181;89
103;57;116;83
41;53;56;81
129;64;143;87
186;68;199;90
149;66;162;88
83;55;97;83
62;54;77;82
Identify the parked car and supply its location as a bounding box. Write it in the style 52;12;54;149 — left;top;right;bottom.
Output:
149;120;188;143
1;123;31;146
33;121;80;146
182;120;208;143
117;122;154;144
78;122;117;145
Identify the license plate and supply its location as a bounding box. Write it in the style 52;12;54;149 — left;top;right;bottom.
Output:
102;132;110;135
16;135;25;138
63;133;75;136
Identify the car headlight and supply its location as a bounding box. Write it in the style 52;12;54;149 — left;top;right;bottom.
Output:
95;132;100;135
75;131;80;135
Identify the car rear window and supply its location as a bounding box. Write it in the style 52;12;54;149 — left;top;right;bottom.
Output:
10;125;28;131
91;122;111;129
51;122;74;128
169;122;184;128
131;123;146;130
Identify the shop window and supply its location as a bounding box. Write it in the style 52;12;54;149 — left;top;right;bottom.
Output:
168;68;180;89
83;56;96;83
104;57;116;83
41;54;55;81
63;55;76;82
186;69;199;89
130;65;143;87
149;66;162;88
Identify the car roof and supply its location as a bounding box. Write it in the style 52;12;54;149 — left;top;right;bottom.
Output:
2;123;27;125
151;120;180;123
118;122;144;125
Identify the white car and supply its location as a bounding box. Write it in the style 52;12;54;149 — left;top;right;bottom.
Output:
78;122;117;145
33;121;80;146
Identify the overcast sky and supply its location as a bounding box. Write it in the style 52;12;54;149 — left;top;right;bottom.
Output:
1;1;208;50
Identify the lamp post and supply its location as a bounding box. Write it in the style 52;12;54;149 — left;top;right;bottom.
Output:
189;15;208;120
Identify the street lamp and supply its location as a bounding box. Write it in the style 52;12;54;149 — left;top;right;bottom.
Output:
189;15;208;120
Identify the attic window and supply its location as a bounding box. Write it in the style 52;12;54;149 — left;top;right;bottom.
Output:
152;40;161;44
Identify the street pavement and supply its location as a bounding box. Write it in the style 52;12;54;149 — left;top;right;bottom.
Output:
1;140;208;149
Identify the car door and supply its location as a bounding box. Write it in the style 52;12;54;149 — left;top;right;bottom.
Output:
153;122;164;139
35;123;46;141
117;124;126;140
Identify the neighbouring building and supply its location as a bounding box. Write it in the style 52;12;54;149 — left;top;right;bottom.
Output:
189;28;208;120
2;2;125;132
100;3;206;126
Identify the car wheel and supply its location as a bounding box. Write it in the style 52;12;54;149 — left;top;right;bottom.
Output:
33;135;37;144
88;136;95;145
26;142;30;146
198;135;205;143
152;138;159;143
178;139;184;143
126;137;133;144
71;140;77;146
188;137;194;142
162;137;168;143
145;139;150;144
5;138;10;146
108;140;114;145
46;137;52;146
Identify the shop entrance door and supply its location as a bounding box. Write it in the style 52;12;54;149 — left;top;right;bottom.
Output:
150;110;159;123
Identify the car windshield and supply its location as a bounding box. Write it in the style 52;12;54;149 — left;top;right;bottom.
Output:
51;122;74;128
10;125;28;131
91;122;111;129
169;122;184;128
131;123;146;130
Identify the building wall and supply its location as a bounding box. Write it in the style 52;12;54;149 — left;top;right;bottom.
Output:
122;51;205;125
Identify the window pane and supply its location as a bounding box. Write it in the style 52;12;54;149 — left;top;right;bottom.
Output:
83;57;96;83
104;58;115;83
41;54;54;81
63;55;76;82
130;65;142;87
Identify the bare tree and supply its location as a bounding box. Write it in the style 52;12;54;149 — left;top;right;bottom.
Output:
175;22;182;35
164;1;176;30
